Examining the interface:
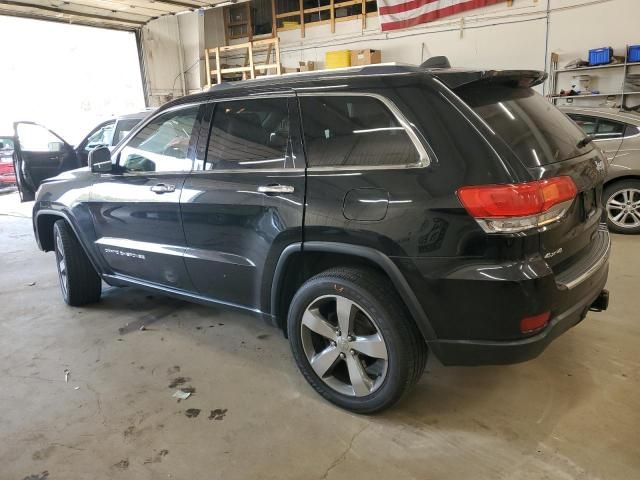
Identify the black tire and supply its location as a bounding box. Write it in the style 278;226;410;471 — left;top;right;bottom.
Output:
603;179;640;234
288;267;427;414
53;219;102;306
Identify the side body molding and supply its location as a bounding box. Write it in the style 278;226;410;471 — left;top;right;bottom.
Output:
270;241;439;346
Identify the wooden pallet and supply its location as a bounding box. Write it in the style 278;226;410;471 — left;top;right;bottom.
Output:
205;37;281;88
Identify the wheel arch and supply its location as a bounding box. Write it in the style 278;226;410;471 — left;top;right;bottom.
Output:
603;174;640;190
270;241;439;345
34;209;105;275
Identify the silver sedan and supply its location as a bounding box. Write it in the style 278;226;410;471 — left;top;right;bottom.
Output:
561;107;640;234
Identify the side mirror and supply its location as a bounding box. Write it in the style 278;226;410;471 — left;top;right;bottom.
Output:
89;146;112;173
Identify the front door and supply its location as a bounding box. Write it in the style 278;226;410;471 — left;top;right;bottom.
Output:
13;121;80;201
181;95;305;311
89;105;202;290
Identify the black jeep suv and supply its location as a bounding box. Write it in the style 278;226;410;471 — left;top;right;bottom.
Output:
31;64;610;413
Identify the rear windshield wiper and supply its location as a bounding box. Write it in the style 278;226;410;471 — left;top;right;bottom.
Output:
576;135;593;149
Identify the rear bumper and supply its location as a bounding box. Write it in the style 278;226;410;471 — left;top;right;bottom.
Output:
395;226;611;366
430;262;608;365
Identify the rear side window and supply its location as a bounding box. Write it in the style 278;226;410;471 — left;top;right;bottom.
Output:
205;98;290;170
596;119;625;139
568;114;597;135
457;85;591;167
299;95;420;168
569;114;630;140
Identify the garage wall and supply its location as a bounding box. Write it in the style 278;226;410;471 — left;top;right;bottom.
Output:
140;0;639;103
141;12;205;106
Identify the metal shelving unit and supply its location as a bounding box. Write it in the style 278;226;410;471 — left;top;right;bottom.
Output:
549;45;640;110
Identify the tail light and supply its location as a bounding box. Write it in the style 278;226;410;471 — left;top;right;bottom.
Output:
457;176;577;233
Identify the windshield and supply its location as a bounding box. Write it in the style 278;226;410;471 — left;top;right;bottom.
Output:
457;85;592;167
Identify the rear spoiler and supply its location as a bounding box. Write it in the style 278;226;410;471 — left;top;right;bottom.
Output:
420;57;546;90
429;69;548;90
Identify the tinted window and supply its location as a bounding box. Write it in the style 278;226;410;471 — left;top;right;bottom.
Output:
568;114;598;135
596;119;625;139
113;118;143;146
299;95;420;167
119;107;198;173
458;85;591;166
85;122;115;151
624;124;640;137
206;98;290;170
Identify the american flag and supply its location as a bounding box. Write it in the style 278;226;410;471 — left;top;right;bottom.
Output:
377;0;502;32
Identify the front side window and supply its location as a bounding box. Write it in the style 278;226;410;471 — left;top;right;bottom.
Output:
205;98;290;170
299;95;420;168
113;118;143;146
16;123;66;153
119;106;199;173
85;123;115;151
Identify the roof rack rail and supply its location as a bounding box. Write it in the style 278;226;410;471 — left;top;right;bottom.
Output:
208;62;419;91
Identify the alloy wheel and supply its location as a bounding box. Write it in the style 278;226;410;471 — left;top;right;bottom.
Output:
606;188;640;229
300;294;388;397
55;229;68;298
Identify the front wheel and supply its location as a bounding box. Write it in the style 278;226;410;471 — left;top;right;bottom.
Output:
604;180;640;234
287;267;427;413
53;220;102;306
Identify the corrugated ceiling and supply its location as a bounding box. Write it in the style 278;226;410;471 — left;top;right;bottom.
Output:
0;0;224;31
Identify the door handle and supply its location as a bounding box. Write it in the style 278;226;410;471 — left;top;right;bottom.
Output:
150;183;176;194
257;184;294;194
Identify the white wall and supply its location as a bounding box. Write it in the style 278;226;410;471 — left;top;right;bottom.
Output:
140;0;640;104
141;12;205;107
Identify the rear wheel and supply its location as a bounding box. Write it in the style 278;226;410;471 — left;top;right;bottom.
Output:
604;180;640;234
53;220;102;306
288;267;427;413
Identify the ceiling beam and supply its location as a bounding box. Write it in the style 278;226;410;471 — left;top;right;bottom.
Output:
147;0;204;9
48;0;152;20
0;1;147;24
0;7;137;30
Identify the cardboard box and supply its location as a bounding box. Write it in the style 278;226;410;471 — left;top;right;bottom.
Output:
351;49;381;66
299;61;316;72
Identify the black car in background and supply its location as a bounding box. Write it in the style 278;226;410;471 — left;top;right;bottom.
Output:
27;64;610;413
13;110;152;201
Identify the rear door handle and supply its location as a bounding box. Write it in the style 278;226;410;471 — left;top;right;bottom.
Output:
257;184;294;194
150;183;176;194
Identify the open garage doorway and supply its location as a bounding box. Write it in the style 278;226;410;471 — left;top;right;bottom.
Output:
0;16;145;144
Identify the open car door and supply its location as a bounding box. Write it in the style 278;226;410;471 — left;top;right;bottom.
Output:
13;121;81;201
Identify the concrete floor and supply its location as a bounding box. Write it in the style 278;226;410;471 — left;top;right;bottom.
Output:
1;191;638;480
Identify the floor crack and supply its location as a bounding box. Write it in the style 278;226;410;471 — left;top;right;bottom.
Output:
320;424;368;480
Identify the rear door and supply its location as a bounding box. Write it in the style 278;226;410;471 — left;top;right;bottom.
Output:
181;95;305;311
89;105;202;290
13;121;80;201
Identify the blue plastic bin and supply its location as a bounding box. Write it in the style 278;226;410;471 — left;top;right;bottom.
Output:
629;45;640;63
589;47;613;66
